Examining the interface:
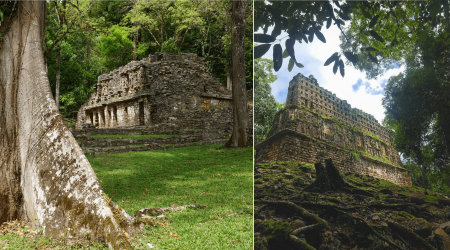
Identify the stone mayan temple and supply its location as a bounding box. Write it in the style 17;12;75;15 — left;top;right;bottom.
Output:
255;73;411;186
76;52;236;140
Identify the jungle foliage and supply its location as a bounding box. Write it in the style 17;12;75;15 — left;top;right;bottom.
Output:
254;58;280;145
40;0;252;118
254;0;449;78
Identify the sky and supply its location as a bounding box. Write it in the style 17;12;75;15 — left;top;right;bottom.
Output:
258;23;405;125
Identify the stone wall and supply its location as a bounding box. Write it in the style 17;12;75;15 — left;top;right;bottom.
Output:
77;52;233;129
257;73;411;186
285;73;392;144
256;130;411;186
268;106;402;166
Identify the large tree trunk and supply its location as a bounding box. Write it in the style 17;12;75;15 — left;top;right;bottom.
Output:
55;41;61;109
226;0;250;148
0;2;131;249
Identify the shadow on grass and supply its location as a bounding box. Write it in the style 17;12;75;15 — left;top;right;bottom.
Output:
86;144;253;216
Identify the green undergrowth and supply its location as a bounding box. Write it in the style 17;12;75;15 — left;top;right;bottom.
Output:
256;160;446;203
88;144;253;249
0;232;108;249
0;144;252;249
90;134;182;139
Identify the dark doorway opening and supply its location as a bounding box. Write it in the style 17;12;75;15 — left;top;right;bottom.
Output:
139;102;145;126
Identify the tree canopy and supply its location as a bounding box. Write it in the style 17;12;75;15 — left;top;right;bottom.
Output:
382;26;450;191
254;58;280;144
40;0;253;119
254;0;450;78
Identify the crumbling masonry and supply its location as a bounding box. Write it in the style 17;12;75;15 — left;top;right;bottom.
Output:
255;73;411;186
76;53;238;141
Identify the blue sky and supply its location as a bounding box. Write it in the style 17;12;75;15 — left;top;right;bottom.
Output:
258;23;404;124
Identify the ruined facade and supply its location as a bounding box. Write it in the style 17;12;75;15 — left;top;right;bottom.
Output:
256;73;411;186
76;53;234;139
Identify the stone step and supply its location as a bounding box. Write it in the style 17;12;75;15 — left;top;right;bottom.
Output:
83;139;228;156
78;135;203;148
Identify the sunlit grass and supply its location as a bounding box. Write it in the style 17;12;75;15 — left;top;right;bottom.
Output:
88;144;253;249
0;144;253;249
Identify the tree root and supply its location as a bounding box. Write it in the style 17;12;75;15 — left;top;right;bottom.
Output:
108;201;206;238
134;204;205;218
387;221;436;250
258;200;328;249
290;234;316;250
333;208;404;250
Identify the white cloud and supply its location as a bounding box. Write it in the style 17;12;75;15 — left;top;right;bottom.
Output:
258;24;405;125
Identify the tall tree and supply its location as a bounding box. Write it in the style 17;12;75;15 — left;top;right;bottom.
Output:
254;58;279;144
225;0;250;148
0;1;132;247
383;27;450;189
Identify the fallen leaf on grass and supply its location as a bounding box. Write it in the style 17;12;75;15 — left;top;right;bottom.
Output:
231;239;239;244
124;231;129;238
169;232;180;238
145;188;149;191
141;215;154;219
170;186;176;189
157;221;166;227
143;192;146;196
146;243;154;248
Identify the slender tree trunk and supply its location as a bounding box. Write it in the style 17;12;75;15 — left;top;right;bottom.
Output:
133;22;138;60
225;0;250;148
0;2;131;248
55;41;61;109
227;71;232;91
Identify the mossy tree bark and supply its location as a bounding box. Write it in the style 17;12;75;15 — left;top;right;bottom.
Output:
226;0;250;148
304;159;349;192
0;1;131;249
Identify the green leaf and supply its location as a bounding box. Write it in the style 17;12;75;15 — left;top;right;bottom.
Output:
369;15;379;28
324;52;339;66
364;47;378;52
273;44;283;72
308;28;314;43
360;34;370;45
326;17;332;29
282;49;289;58
254;34;276;43
0;10;3;22
368;53;378;64
324;2;335;18
429;0;441;17
361;8;372;19
338;12;350;21
254;44;271;59
343;51;358;64
339;59;345;77
335;19;345;28
333;59;339;74
295;61;304;68
444;0;449;18
314;30;326;43
271;26;281;38
285;39;296;61
288;58;294;72
299;31;308;44
369;30;385;43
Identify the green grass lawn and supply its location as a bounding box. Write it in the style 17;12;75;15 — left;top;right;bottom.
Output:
90;134;182;139
0;144;253;249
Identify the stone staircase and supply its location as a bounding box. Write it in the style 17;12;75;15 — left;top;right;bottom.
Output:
72;127;228;156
